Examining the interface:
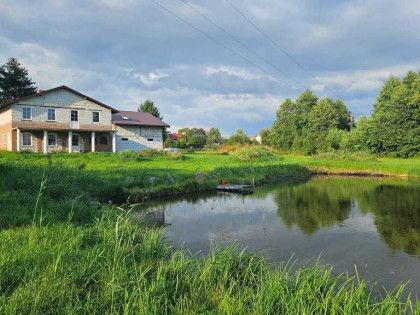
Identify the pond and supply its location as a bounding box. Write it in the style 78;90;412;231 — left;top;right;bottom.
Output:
134;176;420;297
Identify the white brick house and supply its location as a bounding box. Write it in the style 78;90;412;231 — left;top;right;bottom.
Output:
0;86;170;153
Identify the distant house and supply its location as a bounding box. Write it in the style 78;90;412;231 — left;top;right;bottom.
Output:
0;85;169;153
169;133;181;141
251;134;262;144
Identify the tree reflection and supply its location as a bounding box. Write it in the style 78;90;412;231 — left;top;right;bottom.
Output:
358;184;420;256
274;180;352;235
274;177;420;257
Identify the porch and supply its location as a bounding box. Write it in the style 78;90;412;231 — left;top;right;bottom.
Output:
15;128;117;153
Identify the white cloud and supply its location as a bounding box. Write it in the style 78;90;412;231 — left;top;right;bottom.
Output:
205;65;266;80
310;84;325;92
135;72;169;87
315;63;420;93
0;38;92;89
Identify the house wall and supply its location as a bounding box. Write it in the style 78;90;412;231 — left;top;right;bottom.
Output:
115;125;164;152
11;89;112;131
0;108;12;151
14;130;113;153
20;130;41;153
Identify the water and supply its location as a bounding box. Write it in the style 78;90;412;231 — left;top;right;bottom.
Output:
134;176;420;296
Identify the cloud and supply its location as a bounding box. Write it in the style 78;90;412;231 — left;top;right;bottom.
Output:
1;0;420;137
135;72;169;87
205;65;266;80
316;63;420;93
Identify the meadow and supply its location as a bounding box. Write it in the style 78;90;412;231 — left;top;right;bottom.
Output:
0;149;419;313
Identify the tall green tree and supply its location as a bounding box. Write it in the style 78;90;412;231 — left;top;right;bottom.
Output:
271;98;299;150
138;100;163;120
369;72;420;157
226;128;250;145
207;128;222;145
0;58;37;103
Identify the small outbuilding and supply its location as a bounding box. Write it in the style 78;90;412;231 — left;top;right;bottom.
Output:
112;111;170;152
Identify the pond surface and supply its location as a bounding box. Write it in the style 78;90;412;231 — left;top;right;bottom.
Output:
134;176;420;296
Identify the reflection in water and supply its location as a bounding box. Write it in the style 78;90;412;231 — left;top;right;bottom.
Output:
135;177;420;295
359;185;420;256
274;182;352;235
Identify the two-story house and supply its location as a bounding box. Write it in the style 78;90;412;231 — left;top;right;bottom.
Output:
0;86;169;153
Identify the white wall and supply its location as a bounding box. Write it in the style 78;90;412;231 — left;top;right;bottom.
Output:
115;125;164;152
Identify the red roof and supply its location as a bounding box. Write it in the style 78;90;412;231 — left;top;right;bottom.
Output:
0;85;118;112
112;111;170;128
169;133;180;140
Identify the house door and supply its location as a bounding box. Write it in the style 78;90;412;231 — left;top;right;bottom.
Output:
72;134;81;152
70;110;79;129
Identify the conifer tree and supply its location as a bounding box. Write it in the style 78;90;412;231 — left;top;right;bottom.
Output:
0;58;37;103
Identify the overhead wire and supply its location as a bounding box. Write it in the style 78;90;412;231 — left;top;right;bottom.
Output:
149;0;294;88
178;0;309;90
224;0;342;99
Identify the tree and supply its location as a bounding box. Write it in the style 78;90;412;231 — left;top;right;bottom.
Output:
271;98;299;150
189;135;206;148
0;58;37;103
340;115;377;152
207;128;222;145
369;72;420;157
138;100;163;120
226;128;250;145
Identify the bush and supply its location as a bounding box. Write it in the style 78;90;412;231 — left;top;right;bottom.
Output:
235;147;278;162
167;152;185;160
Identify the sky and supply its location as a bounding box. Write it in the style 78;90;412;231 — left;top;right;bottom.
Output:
1;0;419;136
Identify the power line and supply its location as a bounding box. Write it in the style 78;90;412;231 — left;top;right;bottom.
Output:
178;0;308;90
149;0;294;88
224;0;341;99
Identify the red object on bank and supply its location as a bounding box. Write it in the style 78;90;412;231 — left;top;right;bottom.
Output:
221;180;226;185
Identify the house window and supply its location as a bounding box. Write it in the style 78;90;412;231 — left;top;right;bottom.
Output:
48;134;58;146
22;133;32;146
92;111;100;123
71;110;78;122
22;107;32;120
121;138;128;141
147;138;154;142
47;108;56;121
99;136;107;145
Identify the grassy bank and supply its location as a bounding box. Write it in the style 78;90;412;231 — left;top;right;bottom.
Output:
1;150;419;203
1;150;419;313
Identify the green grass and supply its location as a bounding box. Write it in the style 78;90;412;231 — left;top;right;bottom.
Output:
282;153;420;176
0;209;417;314
1;150;420;313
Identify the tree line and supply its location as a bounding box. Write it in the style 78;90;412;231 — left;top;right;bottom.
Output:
1;57;418;157
263;70;420;157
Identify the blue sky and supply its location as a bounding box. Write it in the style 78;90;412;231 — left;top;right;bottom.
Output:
1;0;419;136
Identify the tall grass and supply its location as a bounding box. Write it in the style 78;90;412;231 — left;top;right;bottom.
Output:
0;208;416;314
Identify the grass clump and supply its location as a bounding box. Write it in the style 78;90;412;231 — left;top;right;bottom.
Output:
235;146;279;162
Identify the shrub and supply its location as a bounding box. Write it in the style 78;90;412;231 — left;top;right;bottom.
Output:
138;149;162;157
235;147;278;162
167;152;185;160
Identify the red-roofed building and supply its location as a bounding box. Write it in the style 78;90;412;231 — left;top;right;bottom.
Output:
169;133;180;140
